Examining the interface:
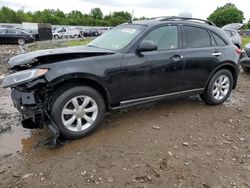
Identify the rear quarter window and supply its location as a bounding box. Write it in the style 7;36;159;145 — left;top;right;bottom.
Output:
211;32;227;46
183;26;211;48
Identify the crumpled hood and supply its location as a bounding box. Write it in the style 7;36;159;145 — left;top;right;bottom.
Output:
222;23;243;30
8;45;115;68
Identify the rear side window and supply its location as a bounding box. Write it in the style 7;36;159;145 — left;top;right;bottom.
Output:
183;26;211;48
143;26;178;50
6;29;16;34
212;32;227;46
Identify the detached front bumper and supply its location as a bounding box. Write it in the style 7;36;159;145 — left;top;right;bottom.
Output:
11;89;45;129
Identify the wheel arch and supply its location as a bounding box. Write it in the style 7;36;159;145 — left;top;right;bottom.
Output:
47;73;111;111
206;63;239;89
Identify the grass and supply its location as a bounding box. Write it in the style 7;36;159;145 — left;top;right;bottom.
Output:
27;38;93;51
242;37;250;48
66;38;93;46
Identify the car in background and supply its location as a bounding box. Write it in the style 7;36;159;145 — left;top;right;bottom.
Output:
240;43;250;72
0;24;15;29
98;27;113;35
53;27;79;39
239;29;250;37
223;23;243;49
79;28;100;37
0;28;35;45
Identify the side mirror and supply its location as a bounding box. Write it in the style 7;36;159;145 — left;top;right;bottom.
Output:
245;43;250;49
137;40;158;53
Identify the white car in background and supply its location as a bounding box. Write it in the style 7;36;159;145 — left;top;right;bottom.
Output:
223;23;243;49
53;27;79;39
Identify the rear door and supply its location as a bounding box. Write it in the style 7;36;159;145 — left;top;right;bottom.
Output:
181;25;221;90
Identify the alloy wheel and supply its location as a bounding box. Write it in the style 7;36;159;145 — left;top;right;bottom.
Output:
61;95;98;132
17;38;25;46
212;75;230;100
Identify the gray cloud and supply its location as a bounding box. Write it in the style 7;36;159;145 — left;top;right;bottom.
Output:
0;0;32;10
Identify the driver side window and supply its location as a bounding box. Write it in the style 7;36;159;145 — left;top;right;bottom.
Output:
143;26;178;50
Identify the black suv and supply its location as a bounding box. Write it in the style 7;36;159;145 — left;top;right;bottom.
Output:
2;17;240;139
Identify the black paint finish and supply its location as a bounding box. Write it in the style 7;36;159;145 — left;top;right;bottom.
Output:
5;19;240;115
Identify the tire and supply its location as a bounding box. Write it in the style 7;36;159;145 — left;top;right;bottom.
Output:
51;86;105;139
200;69;233;105
54;35;59;39
17;38;25;46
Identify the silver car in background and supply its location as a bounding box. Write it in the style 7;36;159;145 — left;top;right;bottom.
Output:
223;23;243;49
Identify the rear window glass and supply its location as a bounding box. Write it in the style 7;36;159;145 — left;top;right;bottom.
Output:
183;26;211;48
224;30;233;37
212;32;227;46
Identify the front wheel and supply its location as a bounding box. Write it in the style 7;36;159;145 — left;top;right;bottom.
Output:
17;38;25;46
51;86;105;139
200;69;233;105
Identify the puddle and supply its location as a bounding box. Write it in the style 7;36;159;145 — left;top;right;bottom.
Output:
0;127;31;156
0;91;38;157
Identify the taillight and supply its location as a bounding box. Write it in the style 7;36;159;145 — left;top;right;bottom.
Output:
235;48;241;55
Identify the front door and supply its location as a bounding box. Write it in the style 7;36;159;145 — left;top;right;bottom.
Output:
120;25;185;103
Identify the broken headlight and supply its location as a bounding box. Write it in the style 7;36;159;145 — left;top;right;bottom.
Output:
1;68;48;88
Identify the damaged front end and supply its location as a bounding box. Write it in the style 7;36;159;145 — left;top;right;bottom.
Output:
11;82;47;129
1;56;58;135
3;70;60;146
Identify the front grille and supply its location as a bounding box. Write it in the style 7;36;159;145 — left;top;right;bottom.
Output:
246;49;250;57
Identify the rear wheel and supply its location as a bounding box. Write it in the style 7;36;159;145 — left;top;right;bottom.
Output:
51;86;105;139
200;69;233;105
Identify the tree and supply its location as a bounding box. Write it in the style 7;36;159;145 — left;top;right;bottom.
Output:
0;6;19;23
247;19;250;29
208;3;244;27
0;6;143;26
90;8;103;20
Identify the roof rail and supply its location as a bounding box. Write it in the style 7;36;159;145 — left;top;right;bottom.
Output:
153;16;216;26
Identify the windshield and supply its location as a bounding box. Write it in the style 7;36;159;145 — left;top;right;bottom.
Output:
54;28;64;33
88;24;146;51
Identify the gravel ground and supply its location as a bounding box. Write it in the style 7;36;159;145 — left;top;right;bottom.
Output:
0;44;250;188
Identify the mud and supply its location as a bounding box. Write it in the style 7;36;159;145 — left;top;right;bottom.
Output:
0;45;250;188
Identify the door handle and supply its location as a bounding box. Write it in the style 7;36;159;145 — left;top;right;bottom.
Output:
212;52;222;56
171;55;183;62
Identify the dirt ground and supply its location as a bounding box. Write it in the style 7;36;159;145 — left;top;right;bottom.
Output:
0;45;250;188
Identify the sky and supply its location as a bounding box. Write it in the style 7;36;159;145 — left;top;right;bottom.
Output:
0;0;250;21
